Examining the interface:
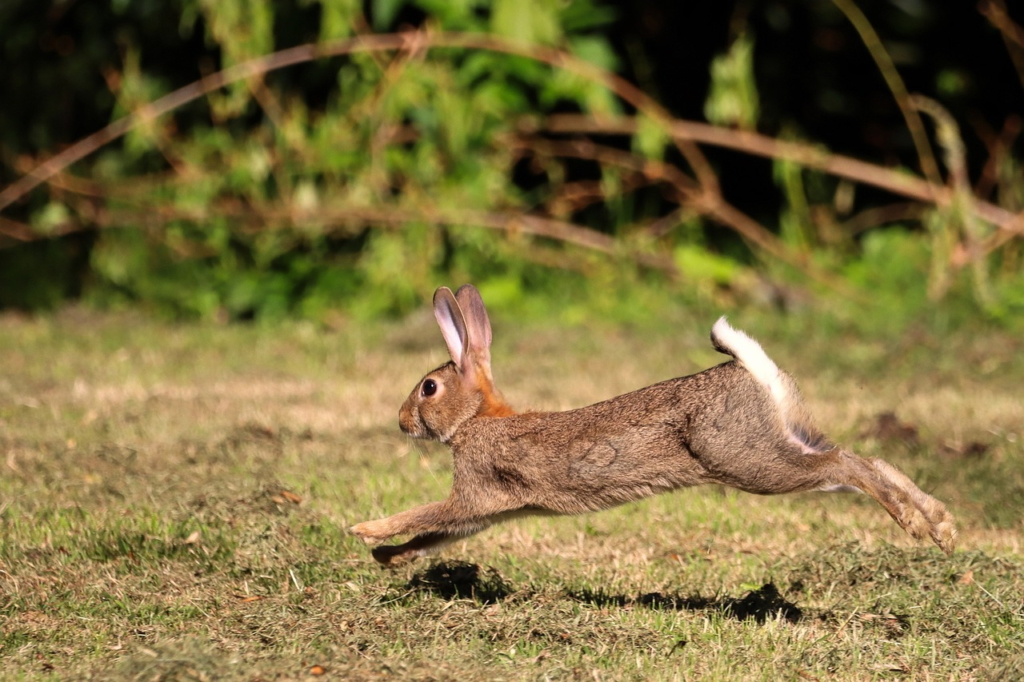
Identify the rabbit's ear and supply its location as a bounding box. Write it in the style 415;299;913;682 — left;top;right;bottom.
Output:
454;284;492;371
433;287;470;369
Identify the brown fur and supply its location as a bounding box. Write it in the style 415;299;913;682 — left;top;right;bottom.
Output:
351;285;956;565
477;374;515;418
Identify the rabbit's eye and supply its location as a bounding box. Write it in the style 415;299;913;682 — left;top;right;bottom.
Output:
422;379;438;397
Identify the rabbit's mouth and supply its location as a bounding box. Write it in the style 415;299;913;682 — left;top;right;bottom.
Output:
400;412;439;441
398;403;425;438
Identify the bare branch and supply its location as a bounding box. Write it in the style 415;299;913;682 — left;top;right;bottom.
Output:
515;136;862;298
0;217;35;242
842;203;929;235
540;114;1024;234
0;31;694;212
831;0;943;187
980;0;1024;91
0;201;675;273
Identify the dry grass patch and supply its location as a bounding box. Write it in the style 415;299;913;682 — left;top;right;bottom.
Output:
0;308;1022;680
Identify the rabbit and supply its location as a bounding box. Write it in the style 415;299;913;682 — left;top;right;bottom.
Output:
350;284;956;566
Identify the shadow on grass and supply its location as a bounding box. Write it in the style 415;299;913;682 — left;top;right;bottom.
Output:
405;561;801;624
406;561;513;604
567;582;803;624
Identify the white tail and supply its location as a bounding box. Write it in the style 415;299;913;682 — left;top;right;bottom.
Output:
711;317;788;405
711;317;823;455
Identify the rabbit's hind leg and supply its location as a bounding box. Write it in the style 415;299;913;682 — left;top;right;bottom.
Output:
821;451;956;554
733;443;956;554
861;456;956;553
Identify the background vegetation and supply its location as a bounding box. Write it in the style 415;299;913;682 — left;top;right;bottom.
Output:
2;0;1023;327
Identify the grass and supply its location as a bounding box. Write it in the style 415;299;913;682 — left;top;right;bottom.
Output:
0;305;1022;680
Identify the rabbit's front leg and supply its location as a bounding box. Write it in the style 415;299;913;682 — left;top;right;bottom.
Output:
350;500;448;545
370;532;459;566
350;498;492;546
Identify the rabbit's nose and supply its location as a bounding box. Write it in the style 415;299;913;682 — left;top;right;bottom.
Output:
398;407;417;435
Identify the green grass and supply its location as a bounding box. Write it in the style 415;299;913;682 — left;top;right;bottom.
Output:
0;306;1022;680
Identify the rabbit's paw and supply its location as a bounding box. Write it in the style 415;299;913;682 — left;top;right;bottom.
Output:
349;520;392;546
931;518;957;555
923;502;957;555
371;544;422;567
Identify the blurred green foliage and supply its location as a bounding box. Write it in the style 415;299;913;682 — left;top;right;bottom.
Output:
3;0;622;319
1;0;1023;330
7;0;649;320
704;33;759;131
